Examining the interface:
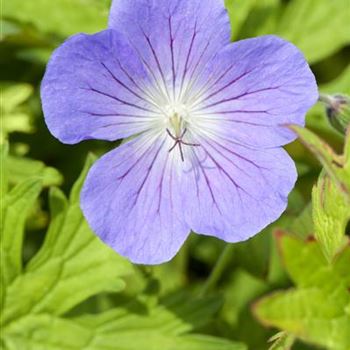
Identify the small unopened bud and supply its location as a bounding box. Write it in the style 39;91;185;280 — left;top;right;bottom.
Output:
319;93;350;135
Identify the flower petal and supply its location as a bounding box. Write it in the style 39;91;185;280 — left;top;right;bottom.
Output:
41;29;162;144
81;132;190;264
190;35;318;148
108;0;230;101
181;134;297;241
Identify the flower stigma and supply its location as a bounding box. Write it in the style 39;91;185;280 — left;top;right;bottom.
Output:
164;104;200;162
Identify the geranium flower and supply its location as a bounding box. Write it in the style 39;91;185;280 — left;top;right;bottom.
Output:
41;0;318;264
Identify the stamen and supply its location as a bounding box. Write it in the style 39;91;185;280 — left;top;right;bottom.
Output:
166;128;200;162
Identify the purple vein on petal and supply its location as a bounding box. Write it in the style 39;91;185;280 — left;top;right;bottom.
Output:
194;110;271;116
156;146;172;213
201;130;273;171
189;69;255;109
168;15;177;101
179;20;223;104
202;137;261;181
124;27;171;104
100;61;163;113
179;38;213;103
114;58;162;107
186;62;238;106
198;141;257;202
203;117;287;129
193;86;281;112
86;112;159;119
178;20;198;102
191;149;223;215
131;137;167;208
111;134;161;176
80;86;156;113
139;25;171;102
179;4;230;104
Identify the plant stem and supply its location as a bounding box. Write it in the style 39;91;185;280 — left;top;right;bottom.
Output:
318;93;333;105
199;243;235;296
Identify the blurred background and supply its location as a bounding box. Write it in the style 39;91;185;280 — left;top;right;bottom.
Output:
1;0;349;349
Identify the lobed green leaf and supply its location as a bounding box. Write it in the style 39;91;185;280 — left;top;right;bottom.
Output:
0;179;42;288
4;311;246;350
2;0;109;38
276;0;350;63
7;155;63;187
312;173;350;261
0;83;34;140
254;233;350;349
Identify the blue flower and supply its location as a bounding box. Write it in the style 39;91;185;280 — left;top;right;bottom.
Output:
41;0;318;264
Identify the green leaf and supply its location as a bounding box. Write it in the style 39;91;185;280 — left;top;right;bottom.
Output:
312;173;350;261
0;179;42;288
0;83;34;140
1;113;34;135
7;155;63;187
286;203;313;239
0;143;9;197
79;291;245;350
1;155;131;327
70;153;96;203
17;47;54;64
3;315;91;350
235;0;281;38
3;288;245;350
223;269;269;327
4;311;246;350
2;189;131;325
1;83;33;113
276;0;350;63
2;0;109;38
225;0;257;39
345;127;350;172
159;292;224;334
256;289;350;350
0;19;22;38
322;64;350;96
234;229;272;279
254;234;350;349
279;235;350;294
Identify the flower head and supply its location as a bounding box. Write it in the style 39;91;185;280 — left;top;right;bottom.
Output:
41;0;318;264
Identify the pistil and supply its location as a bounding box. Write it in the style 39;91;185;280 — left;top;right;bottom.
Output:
166;127;200;162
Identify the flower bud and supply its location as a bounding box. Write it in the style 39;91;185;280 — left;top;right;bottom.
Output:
319;94;350;135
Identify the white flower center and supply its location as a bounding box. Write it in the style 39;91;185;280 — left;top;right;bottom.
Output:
164;103;191;136
160;103;200;162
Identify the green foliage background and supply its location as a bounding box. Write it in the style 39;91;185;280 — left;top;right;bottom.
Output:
1;0;350;349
